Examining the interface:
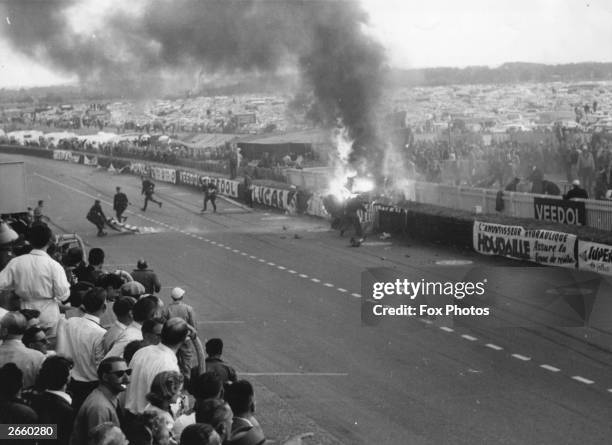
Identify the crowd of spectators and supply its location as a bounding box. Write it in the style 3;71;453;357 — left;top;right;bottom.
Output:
0;221;311;445
406;133;612;199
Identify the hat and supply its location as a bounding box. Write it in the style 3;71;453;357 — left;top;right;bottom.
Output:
171;287;185;300
572;179;580;186
137;259;148;269
0;222;18;245
121;281;145;297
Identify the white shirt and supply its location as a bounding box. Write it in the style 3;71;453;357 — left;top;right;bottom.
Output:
56;313;106;382
0;250;70;330
124;343;179;414
102;320;127;354
0;339;46;388
104;321;142;360
46;390;73;405
172;413;195;439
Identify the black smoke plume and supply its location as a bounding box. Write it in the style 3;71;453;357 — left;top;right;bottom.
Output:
1;0;388;175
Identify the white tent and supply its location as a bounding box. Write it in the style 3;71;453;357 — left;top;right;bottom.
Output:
77;132;120;146
7;130;44;145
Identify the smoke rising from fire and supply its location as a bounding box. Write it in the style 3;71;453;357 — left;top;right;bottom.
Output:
1;0;389;179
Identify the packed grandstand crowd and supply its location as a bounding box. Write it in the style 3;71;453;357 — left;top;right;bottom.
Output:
0;221;310;445
408;132;612;199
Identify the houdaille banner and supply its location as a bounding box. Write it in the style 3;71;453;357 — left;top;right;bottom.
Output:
473;221;577;268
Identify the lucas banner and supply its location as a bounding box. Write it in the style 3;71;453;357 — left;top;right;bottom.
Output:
473;221;577;268
577;240;612;276
252;185;297;213
533;197;586;225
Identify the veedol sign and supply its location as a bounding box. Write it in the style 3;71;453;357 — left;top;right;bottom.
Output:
533;197;585;226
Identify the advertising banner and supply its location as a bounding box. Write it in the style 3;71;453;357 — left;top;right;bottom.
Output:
178;171;201;188
150;167;176;184
533;197;586;225
176;171;239;198
129;162;149;176
212;177;239;198
252;185;297;213
473;221;577;268
577;240;612;276
53;150;73;161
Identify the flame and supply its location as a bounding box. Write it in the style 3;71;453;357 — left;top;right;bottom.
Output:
352;176;375;193
327;126;356;200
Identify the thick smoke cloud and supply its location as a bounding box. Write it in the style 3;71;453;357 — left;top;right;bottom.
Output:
1;0;388;176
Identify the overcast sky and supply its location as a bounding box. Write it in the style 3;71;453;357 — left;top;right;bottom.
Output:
0;0;611;88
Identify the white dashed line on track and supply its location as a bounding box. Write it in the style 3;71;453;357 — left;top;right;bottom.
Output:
277;266;286;270
485;343;503;351
311;278;321;283
461;334;478;341
572;376;594;385
540;365;561;372
299;274;309;278
288;270;297;274
267;262;276;266
511;354;531;361
337;288;347;293
351;293;362;298
323;283;334;287
439;326;454;333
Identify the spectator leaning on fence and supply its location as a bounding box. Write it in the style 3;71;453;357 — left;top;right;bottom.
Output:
564;179;589;200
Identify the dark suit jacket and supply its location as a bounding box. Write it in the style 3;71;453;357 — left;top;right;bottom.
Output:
32;391;74;445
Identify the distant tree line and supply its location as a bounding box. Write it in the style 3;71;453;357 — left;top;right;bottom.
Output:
388;62;612;87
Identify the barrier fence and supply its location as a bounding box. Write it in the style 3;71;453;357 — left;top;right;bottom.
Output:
411;181;612;231
283;167;612;232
